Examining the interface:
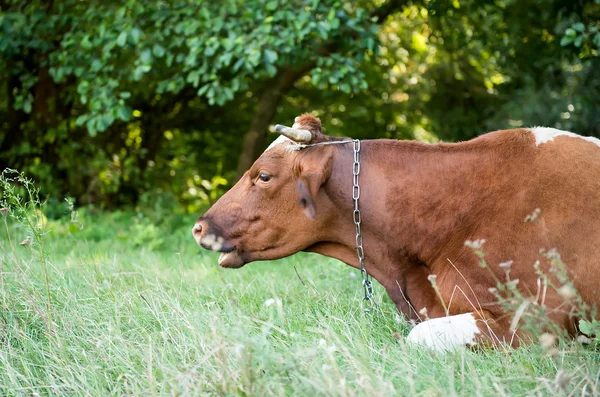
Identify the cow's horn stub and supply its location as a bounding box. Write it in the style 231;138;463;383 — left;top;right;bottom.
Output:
274;124;312;143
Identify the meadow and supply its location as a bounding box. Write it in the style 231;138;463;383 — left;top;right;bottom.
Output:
2;1;598;395
1;200;599;396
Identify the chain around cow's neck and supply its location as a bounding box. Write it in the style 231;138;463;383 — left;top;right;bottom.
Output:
296;138;375;311
351;139;375;311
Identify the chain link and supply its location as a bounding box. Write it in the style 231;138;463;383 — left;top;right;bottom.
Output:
352;139;375;311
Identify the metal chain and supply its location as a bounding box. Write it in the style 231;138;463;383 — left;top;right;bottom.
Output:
294;137;375;311
352;139;375;311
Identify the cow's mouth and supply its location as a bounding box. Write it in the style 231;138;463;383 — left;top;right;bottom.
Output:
195;232;245;268
217;249;244;268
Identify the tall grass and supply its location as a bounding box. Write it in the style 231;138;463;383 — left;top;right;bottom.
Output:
0;173;599;396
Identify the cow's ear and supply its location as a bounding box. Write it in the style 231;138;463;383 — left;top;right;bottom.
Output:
297;173;319;219
296;151;333;219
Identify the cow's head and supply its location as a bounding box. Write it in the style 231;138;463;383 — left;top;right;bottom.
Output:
192;114;347;268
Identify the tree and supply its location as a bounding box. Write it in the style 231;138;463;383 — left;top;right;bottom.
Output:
1;0;598;209
233;0;407;179
0;0;401;201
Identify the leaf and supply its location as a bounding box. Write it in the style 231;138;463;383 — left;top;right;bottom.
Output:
140;48;152;64
266;1;277;11
81;35;92;50
366;37;375;52
316;21;329;39
23;97;32;114
560;35;573;46
222;38;234;51
572;22;585;33
117;106;133;121
311;67;322;84
98;114;115;132
133;65;151;81
197;84;210;96
232;58;245;72
579;319;593;335
247;48;261;66
130;27;142;45
75;114;88;126
152;44;166;57
219;52;233;67
264;63;277;76
187;70;201;87
263;49;278;64
329;17;340;30
565;28;576;38
117;31;128;47
91;59;103;72
205;44;217;57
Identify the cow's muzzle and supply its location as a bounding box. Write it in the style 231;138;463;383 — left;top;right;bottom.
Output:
192;219;244;268
192;219;229;251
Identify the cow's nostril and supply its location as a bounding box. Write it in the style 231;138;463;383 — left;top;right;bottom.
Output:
192;222;203;236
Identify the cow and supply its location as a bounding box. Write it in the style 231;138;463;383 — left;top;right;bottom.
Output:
192;113;600;351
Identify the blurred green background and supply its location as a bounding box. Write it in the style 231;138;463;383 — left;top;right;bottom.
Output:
1;0;598;213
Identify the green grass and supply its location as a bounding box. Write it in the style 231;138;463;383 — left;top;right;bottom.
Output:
1;209;599;396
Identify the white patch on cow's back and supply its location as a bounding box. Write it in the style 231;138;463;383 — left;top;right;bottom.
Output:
531;127;600;148
406;313;480;351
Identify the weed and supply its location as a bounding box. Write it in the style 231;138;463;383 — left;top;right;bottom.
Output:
0;169;53;322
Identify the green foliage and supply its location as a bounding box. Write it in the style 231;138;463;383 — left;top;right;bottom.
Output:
579;318;600;336
1;0;376;135
0;0;383;207
1;0;599;208
560;1;600;58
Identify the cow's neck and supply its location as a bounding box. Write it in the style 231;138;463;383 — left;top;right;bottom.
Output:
305;139;488;317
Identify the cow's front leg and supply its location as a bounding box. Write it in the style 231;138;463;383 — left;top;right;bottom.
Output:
406;312;517;351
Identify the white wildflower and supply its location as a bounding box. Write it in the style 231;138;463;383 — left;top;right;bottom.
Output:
264;298;276;307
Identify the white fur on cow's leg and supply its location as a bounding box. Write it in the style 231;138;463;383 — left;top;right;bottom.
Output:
406;313;480;351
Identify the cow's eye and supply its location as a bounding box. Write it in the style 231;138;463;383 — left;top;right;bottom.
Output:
258;172;272;183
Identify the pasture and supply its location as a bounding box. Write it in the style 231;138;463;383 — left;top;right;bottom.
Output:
1;204;599;396
2;1;599;395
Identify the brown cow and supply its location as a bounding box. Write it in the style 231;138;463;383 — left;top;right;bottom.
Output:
193;114;600;350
